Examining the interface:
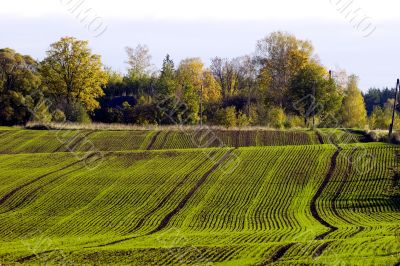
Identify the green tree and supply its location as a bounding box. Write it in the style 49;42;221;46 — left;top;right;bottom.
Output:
341;75;367;128
40;37;108;114
369;106;388;129
176;58;223;124
369;99;400;130
289;62;342;127
0;48;42;125
156;54;176;97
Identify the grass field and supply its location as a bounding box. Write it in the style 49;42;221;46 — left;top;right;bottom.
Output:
0;127;398;265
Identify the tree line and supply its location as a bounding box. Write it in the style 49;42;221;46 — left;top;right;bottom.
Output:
0;32;396;129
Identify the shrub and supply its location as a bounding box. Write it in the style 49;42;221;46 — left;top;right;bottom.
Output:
285;115;304;129
369;106;389;130
237;111;251;127
215;106;237;128
248;104;259;125
267;106;286;129
30;100;52;123
65;103;91;124
52;109;66;123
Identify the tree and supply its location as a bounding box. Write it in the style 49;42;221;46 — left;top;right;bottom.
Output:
175;58;223;124
256;31;314;107
289;62;342;127
363;87;397;115
266;106;286;129
364;88;383;115
235;55;258;114
368;99;400;130
0;48;42;125
125;44;153;79
369;106;388;129
202;70;221;103
41;37;108;114
341;75;367;128
215;106;237;128
175;58;204;123
210;57;239;98
176;58;203;93
156;54;176;97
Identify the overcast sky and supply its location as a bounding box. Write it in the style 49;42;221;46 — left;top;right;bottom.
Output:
1;0;400;90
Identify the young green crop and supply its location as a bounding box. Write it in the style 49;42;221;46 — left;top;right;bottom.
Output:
0;130;398;265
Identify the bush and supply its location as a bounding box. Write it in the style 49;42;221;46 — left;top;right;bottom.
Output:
248;104;259;125
215;106;237;128
52;109;66;123
285;115;304;129
237;111;251;127
30;98;52;123
65;103;91;124
267;106;286;129
125;104;158;125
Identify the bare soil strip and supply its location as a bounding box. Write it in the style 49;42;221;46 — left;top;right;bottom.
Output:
16;250;55;263
259;243;296;265
331;149;357;224
316;131;324;144
312;241;332;258
311;146;341;240
146;131;161;150
348;226;365;238
311;149;358;258
159;131;171;149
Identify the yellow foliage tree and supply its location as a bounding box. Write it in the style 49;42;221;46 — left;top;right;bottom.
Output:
341;75;367;128
41;37;108;112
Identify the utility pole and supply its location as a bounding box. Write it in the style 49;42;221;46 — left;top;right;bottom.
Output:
247;86;251;116
312;81;316;129
200;85;203;128
388;79;400;140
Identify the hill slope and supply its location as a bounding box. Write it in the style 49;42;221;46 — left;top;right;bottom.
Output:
0;127;364;154
0;131;398;265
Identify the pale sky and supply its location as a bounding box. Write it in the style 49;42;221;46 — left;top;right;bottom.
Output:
2;0;400;90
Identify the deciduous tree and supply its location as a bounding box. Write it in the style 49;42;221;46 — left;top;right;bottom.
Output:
341;75;367;128
41;37;108;113
256;31;314;107
0;48;42;124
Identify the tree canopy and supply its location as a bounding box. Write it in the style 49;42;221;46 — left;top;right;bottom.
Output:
0;33;385;129
341;75;368;128
0;48;41;124
40;37;108;113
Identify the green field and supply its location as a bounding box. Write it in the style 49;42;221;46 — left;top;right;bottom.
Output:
0;128;398;265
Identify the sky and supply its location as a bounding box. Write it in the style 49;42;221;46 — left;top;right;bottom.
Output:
1;0;400;91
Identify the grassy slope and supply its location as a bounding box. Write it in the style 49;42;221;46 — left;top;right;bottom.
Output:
0;133;398;264
0;128;365;154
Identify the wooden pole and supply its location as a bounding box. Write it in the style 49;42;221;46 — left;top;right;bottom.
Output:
388;79;400;140
312;81;316;129
200;85;203;128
